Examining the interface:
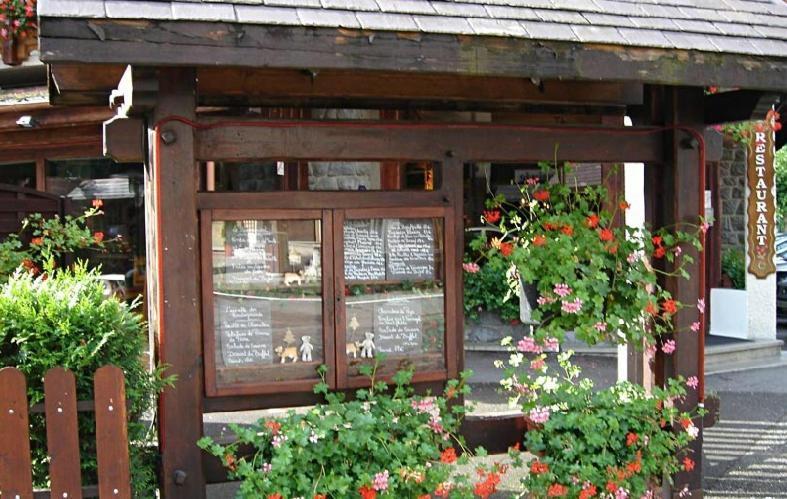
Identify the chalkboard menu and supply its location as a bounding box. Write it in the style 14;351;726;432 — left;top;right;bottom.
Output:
344;219;386;280
223;222;279;285
344;218;437;282
384;219;435;280
214;294;273;366
374;300;422;354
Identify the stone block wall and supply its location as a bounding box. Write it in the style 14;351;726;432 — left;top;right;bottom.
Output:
718;140;747;252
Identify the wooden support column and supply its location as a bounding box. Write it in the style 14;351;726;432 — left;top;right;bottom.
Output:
147;68;206;498
653;86;705;497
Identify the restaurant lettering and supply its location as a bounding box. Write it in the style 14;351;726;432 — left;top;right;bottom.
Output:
746;122;776;278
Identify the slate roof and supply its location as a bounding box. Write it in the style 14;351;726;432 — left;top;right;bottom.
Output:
38;0;787;58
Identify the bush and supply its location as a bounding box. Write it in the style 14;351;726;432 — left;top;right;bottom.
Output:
463;252;520;323
199;365;507;498
0;264;171;497
721;249;745;290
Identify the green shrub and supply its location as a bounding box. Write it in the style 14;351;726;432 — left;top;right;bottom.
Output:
721;249;745;290
463;252;520;323
0;264;171;497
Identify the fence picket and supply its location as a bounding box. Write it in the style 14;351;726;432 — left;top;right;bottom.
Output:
94;366;131;499
0;367;34;499
44;368;83;499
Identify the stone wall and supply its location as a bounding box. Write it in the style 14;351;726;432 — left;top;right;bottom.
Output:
718;140;747;252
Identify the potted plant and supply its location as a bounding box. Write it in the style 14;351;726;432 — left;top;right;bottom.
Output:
199;364;508;498
1;0;36;65
473;162;706;349
502;348;703;499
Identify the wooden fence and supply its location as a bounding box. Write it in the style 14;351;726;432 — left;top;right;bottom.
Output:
0;366;131;499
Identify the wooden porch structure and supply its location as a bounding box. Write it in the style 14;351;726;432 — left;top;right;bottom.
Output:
37;0;786;496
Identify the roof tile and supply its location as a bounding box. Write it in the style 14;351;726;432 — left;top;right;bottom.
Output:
484;5;540;20
235;4;301;24
534;9;588;24
39;0;105;17
571;24;626;43
662;31;721;51
712;21;762;37
582;13;635;28
591;0;645;17
672;19;720;34
629;16;680;31
706;34;763;55
637;4;688;19
413;15;474;33
296;7;361;26
264;0;321;8
469;17;527;35
617;27;672;48
321;0;379;12
356;11;419;29
105;1;173;19
747;37;787;58
377;0;436;15
519;19;578;40
172;1;236;21
431;2;489;18
753;25;787;40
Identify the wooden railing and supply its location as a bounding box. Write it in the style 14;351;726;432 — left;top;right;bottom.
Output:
0;366;131;499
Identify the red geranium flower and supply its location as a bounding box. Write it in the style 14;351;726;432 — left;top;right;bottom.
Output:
530;461;549;474
662;299;678;315
499;242;514;257
579;485;597;499
626;432;638;446
654;246;666;258
483;210;501;224
93;231;105;243
264;420;282;435
606;481;618;493
599;228;614;242
440;447;457;464
561;225;574;236
533;190;550;202
619;201;631;210
533;234;547;247
683;457;695;471
92;198;104;208
31;237;43;246
359;485;377;499
547;483;568;497
645;301;658;316
268;494;283;499
626;460;641;473
680;417;693;429
315;495;327;499
585;214;600;228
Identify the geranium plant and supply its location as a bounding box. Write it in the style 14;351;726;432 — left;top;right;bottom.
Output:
199;364;508;498
501;346;703;499
0;0;36;40
469;162;705;350
463;252;520;323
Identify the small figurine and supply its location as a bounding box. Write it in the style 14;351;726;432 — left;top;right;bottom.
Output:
300;336;314;362
274;345;298;363
283;271;304;286
283;328;296;345
359;332;376;359
349;316;360;332
346;341;360;359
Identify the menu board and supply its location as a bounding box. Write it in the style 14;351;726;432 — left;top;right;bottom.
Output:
344;219;386;280
344;218;437;282
215;294;273;366
223;222;279;284
374;300;423;354
384;219;435;280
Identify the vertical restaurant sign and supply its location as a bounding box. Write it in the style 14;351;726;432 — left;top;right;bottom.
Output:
746;121;776;278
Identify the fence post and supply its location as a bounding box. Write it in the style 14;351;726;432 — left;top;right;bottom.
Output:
94;366;132;499
0;367;33;499
44;367;83;499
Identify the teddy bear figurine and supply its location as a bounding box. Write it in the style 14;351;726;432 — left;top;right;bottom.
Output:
299;335;314;362
359;332;376;359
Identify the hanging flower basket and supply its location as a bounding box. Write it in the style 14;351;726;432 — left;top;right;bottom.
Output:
1;1;37;66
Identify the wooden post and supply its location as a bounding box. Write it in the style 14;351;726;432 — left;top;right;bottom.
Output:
653;86;705;497
147;68;206;498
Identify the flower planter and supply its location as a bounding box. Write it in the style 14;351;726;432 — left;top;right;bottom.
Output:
2;35;20;65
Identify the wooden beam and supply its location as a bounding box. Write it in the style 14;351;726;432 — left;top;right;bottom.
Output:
39;19;787;91
654;86;705;496
704;90;779;125
0;124;101;152
148;68;206;498
195;120;665;163
196;67;642;107
0;106;112;132
103;116;144;163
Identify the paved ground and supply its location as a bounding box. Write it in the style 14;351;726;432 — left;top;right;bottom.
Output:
206;345;787;498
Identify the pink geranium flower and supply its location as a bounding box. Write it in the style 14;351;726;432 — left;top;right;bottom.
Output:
553;283;571;297
661;339;676;355
690;321;701;333
686;376;699;389
529;406;550;424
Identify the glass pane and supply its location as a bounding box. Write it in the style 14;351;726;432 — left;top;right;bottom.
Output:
0;162;36;188
205;161;441;192
45;159;146;297
211;219;323;388
343;218;445;377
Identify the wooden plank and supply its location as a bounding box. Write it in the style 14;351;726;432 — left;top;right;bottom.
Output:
39;20;787;91
197;191;449;210
196;122;665;163
94;366;131;499
151;68;206;498
704;90;777;125
0;367;34;499
0;106;112;132
196;68;642;107
44;368;83;499
33;485;99;498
